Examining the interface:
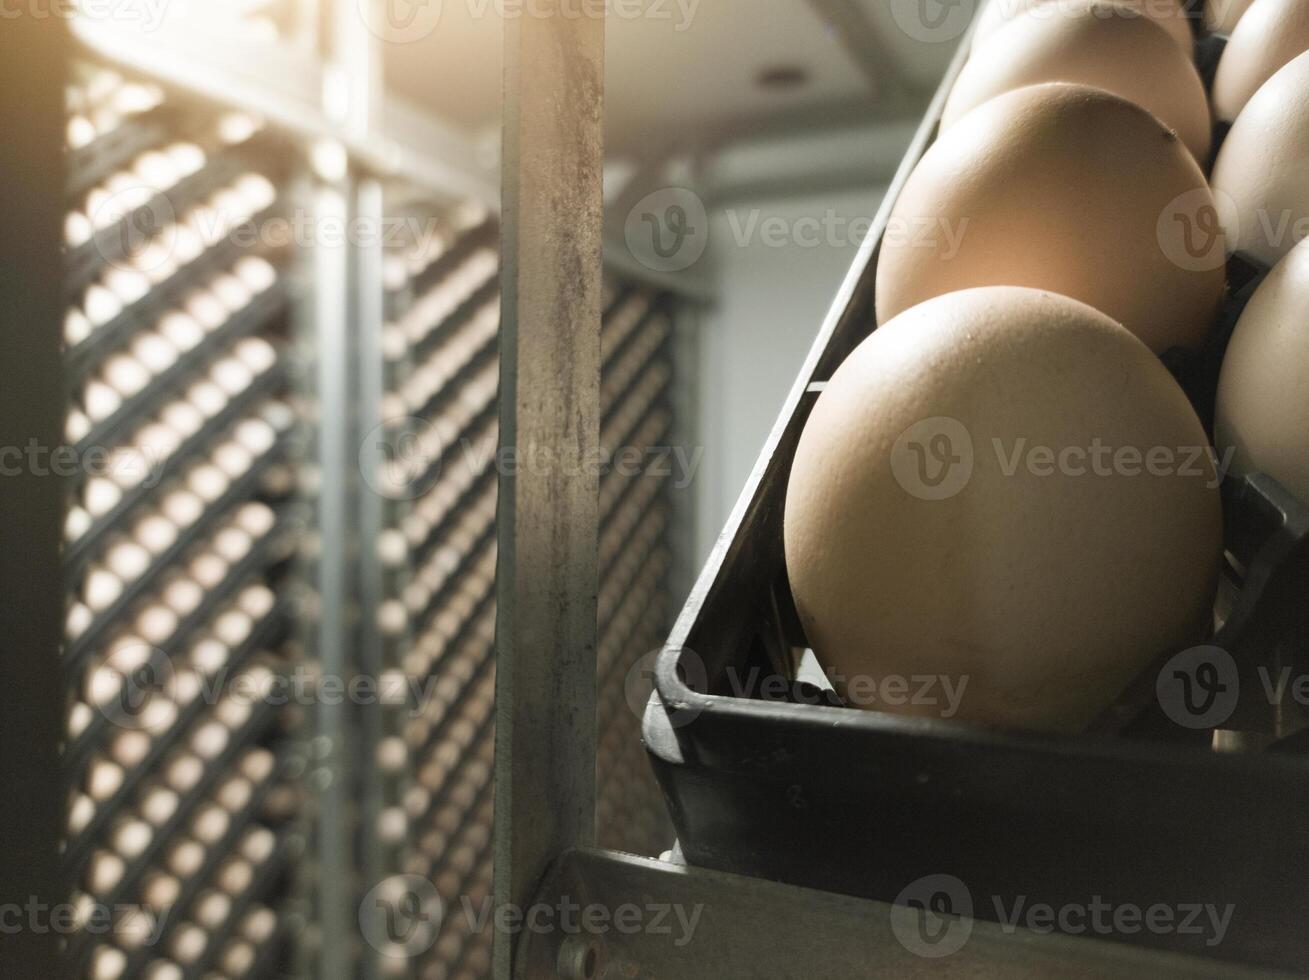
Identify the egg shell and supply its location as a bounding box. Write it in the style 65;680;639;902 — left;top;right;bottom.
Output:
877;84;1225;353
784;287;1222;734
1211;51;1309;266
974;0;1193;52
949;1;1210;162
1212;0;1309;122
1216;238;1309;503
1205;0;1256;32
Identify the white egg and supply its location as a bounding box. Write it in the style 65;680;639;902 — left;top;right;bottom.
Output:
213;442;254;479
65;410;92;445
134;150;178;192
66;601;94;640
87;761;125;802
103;353;151;398
162;577;203;617
84;566;123;612
131;332;179;374
211;273;252;312
135;605;179;645
167;142;206;177
235;173;277;212
233;418;276;455
83;380;122;423
190;639;229;675
217;112;260;145
67;114;96;149
185;290;229;331
104;267;151;305
68;793;96;835
191;720;230;760
65;211;93;248
171;224;204;264
84;284;124;328
233;336;277;374
85;477;122;517
213;609;253;648
213;526;253;564
190;552;229;589
161;489;204;528
140;788;180;827
237;584;276;620
211;357;254;397
134;513;178;554
161;401;204;439
106;539;151;581
234;255;277;293
187;464;230;503
158;312;204;352
89;944;127;980
187;380;228;418
111;818;153;858
64;308;93;347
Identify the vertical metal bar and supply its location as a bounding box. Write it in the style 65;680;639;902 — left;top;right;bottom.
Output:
311;174;355;980
495;4;605;978
0;13;67;980
352;176;389;980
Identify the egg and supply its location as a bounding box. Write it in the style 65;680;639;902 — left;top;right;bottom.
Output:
1212;0;1309;122
974;0;1194;53
947;1;1210;162
1215;238;1309;502
1210;51;1309;265
784;288;1222;733
1205;0;1256;33
877;84;1225;353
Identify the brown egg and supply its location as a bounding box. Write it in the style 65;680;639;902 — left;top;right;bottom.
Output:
1205;0;1256;32
877;84;1225;353
784;288;1222;733
1216;238;1309;502
974;0;1193;52
947;2;1211;162
1212;0;1309;122
1210;52;1309;266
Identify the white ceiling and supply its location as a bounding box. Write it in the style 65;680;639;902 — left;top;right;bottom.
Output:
383;0;958;177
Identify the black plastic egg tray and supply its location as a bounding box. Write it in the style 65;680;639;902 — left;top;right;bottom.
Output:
643;10;1309;974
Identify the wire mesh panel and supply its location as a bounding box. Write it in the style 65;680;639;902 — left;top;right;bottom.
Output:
360;198;680;979
60;62;313;980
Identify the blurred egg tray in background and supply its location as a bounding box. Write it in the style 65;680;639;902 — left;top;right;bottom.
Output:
643;3;1309;974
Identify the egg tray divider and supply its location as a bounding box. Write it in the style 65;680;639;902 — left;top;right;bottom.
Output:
643;14;1309;975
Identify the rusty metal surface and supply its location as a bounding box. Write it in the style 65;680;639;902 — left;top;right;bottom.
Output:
495;4;606;978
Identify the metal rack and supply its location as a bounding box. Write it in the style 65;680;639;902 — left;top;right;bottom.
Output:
7;4;705;980
58;55;314;979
